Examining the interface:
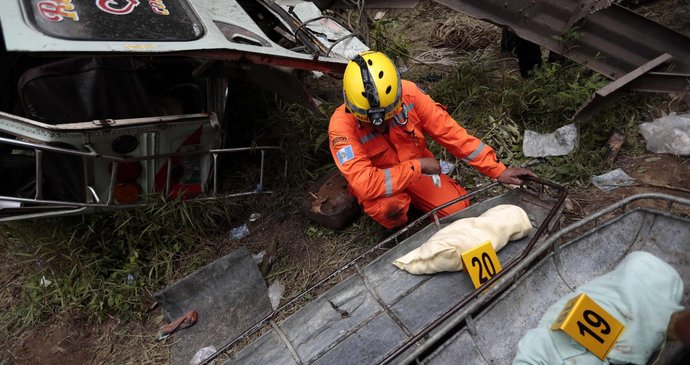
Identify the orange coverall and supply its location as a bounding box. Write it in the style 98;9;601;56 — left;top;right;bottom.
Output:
329;80;506;229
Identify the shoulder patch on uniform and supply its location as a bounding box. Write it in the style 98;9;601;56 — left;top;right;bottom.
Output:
331;136;348;148
336;145;355;166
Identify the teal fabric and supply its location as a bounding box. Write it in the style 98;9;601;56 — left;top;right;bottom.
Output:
513;251;683;365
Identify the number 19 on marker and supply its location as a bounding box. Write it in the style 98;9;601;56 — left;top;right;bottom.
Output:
461;240;502;289
550;293;625;360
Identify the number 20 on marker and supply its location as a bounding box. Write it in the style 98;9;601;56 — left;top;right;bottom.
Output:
550;293;625;360
461;240;502;289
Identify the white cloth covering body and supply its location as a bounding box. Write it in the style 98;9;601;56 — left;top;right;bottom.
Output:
393;204;532;274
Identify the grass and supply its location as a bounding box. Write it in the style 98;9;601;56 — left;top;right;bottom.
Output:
0;195;236;346
424;51;668;185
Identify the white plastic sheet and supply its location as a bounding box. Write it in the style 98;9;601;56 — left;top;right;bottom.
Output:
592;168;636;192
639;112;690;155
522;123;578;157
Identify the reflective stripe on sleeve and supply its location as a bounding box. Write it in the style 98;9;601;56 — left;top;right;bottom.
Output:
384;168;393;196
462;141;485;163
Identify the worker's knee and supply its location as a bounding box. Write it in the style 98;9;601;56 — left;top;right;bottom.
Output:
362;194;411;229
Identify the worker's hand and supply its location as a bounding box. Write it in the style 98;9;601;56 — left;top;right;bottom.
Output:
497;167;537;185
418;157;441;175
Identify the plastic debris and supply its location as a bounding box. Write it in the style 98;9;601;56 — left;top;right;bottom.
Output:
439;160;456;175
249;213;261;222
252;250;266;265
189;346;216;365
229;224;250;240
127;273;135;285
523;123;577;157
639;112;690;155
268;281;285;310
39;275;52;287
592;169;636;192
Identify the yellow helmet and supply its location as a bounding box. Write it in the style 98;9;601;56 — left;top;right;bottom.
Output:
343;51;402;126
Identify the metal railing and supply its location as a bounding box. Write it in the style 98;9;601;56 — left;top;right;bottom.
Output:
0;136;287;221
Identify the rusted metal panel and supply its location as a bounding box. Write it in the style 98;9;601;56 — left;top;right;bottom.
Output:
433;0;690;86
574;53;674;121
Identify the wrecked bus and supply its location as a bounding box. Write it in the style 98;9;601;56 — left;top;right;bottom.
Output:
0;0;366;221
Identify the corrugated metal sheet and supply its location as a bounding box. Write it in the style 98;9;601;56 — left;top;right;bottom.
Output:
434;0;690;94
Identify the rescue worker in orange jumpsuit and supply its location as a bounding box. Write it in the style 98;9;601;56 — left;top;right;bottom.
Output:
328;51;536;229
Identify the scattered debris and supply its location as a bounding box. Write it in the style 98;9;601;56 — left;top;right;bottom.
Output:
157;310;199;341
430;15;499;51
636;179;690;194
248;213;261;222
592;169;636;192
413;48;461;67
260;238;280;276
302;169;361;230
252;251;266;265
229;224;250;240
279;0;369;59
605;129;626;165
267;281;285;310
39;276;52;287
440;160;456;175
153;248;273;365
523;123;578;157
189;346;216;365
639;112;690;155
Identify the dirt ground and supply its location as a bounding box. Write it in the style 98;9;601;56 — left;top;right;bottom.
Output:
2;1;690;364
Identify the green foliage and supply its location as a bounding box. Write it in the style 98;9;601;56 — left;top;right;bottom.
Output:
5;195;230;326
427;56;661;185
552;26;583;52
369;17;411;60
265;101;336;187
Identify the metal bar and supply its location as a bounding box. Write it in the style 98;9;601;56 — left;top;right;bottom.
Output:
86;186;101;204
34;150;43;200
259;150;265;192
81;155;89;202
293;15;330;38
432;213;441;229
106;162;118;205
629;72;690;94
212;153;219;196
186;49;347;74
573;54;674;122
165;157;172;197
0;137;113;159
325;34;358;58
1;144;288;221
597;54;673;97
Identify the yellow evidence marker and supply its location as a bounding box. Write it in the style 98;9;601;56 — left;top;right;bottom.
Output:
461;240;502;289
551;293;625;360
